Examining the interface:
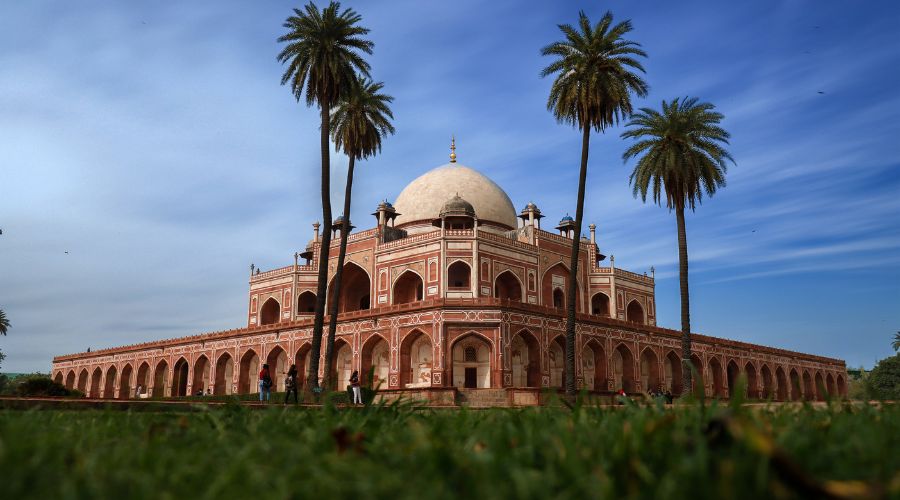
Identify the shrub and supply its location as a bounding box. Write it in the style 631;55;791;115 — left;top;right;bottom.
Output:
12;375;82;398
867;354;900;400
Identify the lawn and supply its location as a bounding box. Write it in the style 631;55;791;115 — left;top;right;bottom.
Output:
1;397;898;499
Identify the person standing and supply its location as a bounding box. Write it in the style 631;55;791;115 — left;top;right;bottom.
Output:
350;370;362;406
284;364;299;405
259;363;272;403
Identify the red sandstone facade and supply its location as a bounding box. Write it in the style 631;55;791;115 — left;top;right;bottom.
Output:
51;161;847;404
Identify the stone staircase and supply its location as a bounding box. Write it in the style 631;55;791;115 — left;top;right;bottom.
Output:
456;388;509;408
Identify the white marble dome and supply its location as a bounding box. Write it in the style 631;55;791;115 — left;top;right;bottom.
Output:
393;163;517;229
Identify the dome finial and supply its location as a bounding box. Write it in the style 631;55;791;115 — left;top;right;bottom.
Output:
449;135;457;163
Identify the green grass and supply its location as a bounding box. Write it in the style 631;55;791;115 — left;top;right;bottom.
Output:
1;399;898;499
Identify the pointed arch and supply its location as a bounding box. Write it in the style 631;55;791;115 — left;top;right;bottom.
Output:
392;270;424;305
451;332;492;388
690;354;704;394
192;355;211;395
582;338;607;391
836;374;846;398
814;371;825;401
77;368;89;394
591;292;610;317
259;298;281;326
664;350;683;394
709;357;725;398
294;343;312;389
54;372;64;385
626;300;645;324
541;262;582;312
214;352;234;395
511;330;541;388
65;370;76;390
89;367;102;398
152;359;169;397
789;368;802;401
328;262;371;313
297;291;316;315
760;364;773;399
331;338;353;390
238;349;260;394
400;330;433;388
549;335;566;388
640;347;660;393
494;270;523;302
775;366;788;401
135;362;151;397
826;373;836;398
802;370;814;401
447;260;471;289
103;365;117;399
612;343;635;393
172;357;189;397
361;334;390;387
744;362;758;399
726;360;740;398
119;363;133;399
266;345;289;392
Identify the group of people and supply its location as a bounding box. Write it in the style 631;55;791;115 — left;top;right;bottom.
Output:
647;387;674;404
255;364;364;405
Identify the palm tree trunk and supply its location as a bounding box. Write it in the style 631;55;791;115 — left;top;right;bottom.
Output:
307;98;333;392
323;156;355;392
676;205;693;397
564;124;590;397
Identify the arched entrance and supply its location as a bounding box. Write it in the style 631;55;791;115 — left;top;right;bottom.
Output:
400;330;433;388
117;364;132;400
452;334;491;388
192;356;210;395
510;330;541;388
626;300;645;324
214;353;234;395
89;367;102;398
583;339;607;391
745;362;758;399
591;293;610;316
761;364;773;399
836;374;846;397
333;340;353;390
789;369;802;401
494;271;523;301
152;360;168;397
360;335;390;388
552;288;565;309
664;351;683;394
266;346;289;392
259;298;280;326
541;263;580;312
297;291;316;315
294;344;312;389
612;344;635;393
549;336;565;388
135;362;150;397
690;354;704;395
172;358;189;397
329;262;371;313
802;371;814;401
726;360;740;398
65;370;76;390
54;372;64;385
77;369;89;394
238;350;260;394
103;366;117;398
709;358;725;398
775;367;788;401
393;271;424;305
814;372;825;401
640;348;660;393
447;261;471;289
826;373;836;398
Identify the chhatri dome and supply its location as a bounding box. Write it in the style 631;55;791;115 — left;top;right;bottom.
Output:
393;138;517;231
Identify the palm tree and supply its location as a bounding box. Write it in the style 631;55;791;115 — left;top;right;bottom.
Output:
541;11;648;396
277;1;373;390
0;308;8;335
323;76;395;390
621;97;734;397
893;331;900;352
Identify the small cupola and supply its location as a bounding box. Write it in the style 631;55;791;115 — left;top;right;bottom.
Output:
434;193;477;229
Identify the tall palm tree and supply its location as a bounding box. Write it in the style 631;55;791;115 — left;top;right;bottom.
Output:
323;76;395;390
621;97;734;397
541;11;648;396
277;1;373;390
0;308;8;335
893;331;900;352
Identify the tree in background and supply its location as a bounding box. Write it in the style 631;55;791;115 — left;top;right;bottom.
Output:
0;308;9;370
866;354;900;400
892;331;899;352
621;97;733;397
541;11;648;396
277;1;373;390
323;76;394;389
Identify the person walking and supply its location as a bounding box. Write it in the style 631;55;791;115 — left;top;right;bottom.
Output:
284;364;299;405
259;363;272;403
350;370;362;406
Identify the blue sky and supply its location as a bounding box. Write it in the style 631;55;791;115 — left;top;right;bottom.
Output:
1;0;898;372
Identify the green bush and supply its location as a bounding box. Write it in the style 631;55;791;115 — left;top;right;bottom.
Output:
867;354;900;400
10;375;82;398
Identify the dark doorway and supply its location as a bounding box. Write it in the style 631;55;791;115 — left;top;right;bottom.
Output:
464;367;477;388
